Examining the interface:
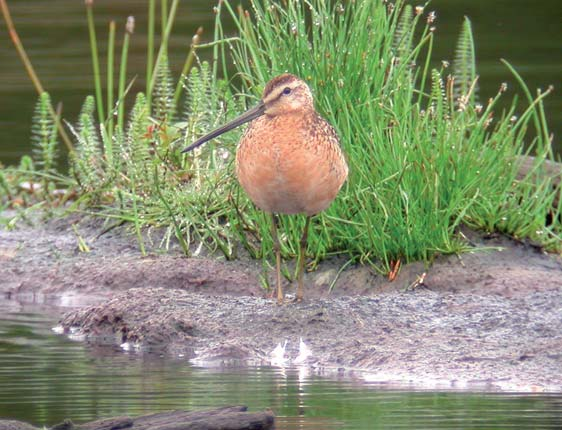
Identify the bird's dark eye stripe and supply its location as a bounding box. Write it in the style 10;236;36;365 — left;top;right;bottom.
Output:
282;87;291;95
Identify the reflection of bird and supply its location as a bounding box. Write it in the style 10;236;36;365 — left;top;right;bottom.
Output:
183;74;348;304
270;340;288;366
293;337;312;364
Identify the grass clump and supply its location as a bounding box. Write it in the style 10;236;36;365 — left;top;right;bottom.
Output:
1;0;560;278
214;0;561;270
1;92;72;217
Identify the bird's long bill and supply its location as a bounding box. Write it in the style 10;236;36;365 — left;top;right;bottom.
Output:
181;101;265;153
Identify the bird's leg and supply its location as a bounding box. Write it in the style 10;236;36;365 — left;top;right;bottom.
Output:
270;213;284;304
296;216;311;302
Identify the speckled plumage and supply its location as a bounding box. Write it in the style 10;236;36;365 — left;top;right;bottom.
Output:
236;74;348;216
183;73;348;303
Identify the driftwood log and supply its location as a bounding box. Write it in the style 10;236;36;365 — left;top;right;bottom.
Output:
0;406;274;430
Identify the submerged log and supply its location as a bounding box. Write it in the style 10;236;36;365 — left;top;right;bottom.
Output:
0;406;274;430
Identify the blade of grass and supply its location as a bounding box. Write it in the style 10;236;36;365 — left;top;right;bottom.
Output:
148;0;180;105
106;20;116;140
146;0;156;110
153;165;190;255
173;26;203;106
161;0;168;38
117;16;134;133
85;0;105;126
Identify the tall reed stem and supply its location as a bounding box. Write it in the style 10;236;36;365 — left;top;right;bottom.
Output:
147;0;180;101
107;20;116;139
0;0;74;152
161;0;168;38
146;0;156;110
86;0;105;125
173;26;203;106
118;17;134;133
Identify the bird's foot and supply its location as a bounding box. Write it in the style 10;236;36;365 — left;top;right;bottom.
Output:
284;294;303;304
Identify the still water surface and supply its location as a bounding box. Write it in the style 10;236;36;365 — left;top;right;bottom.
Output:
0;0;560;166
1;301;562;429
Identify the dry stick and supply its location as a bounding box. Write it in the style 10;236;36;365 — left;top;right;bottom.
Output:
0;0;74;152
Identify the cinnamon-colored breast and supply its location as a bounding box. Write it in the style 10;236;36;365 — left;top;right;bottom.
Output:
236;112;348;216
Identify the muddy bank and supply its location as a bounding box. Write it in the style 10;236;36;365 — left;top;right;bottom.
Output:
60;286;562;392
1;213;561;391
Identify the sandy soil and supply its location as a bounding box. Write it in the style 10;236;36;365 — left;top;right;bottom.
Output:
1;212;561;392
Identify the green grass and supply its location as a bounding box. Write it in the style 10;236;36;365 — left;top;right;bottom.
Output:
213;0;561;269
1;0;560;279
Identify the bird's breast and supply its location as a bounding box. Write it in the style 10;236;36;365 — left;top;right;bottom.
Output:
235;114;348;216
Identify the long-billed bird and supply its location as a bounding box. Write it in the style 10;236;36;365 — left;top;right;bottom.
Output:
182;74;348;304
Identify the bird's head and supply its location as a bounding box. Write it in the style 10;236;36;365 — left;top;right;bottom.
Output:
261;73;314;116
181;73;313;153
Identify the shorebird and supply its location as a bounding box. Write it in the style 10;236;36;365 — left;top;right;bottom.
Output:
182;73;348;304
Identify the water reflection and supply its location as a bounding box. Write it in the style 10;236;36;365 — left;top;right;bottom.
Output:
1;301;561;429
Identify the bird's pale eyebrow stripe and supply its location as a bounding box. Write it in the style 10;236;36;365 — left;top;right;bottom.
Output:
263;75;297;98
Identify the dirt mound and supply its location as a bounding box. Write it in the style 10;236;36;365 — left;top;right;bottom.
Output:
59;287;562;391
1;214;562;391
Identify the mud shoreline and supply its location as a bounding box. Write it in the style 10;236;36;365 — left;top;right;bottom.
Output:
1;212;561;392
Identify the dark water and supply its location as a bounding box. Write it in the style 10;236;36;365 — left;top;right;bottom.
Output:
1;301;562;429
0;0;560;168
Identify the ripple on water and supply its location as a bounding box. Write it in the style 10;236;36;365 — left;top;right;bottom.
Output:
0;301;561;429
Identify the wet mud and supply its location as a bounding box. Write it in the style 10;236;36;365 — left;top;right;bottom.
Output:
1;213;561;391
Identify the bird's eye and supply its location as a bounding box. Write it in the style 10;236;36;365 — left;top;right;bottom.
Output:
282;87;292;95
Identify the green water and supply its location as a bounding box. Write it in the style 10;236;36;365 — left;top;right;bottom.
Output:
0;0;560;167
1;302;562;429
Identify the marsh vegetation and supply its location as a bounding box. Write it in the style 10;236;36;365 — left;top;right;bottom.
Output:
1;0;560;284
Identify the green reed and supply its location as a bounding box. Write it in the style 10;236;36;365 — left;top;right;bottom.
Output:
2;0;559;282
117;17;134;133
211;0;560;272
